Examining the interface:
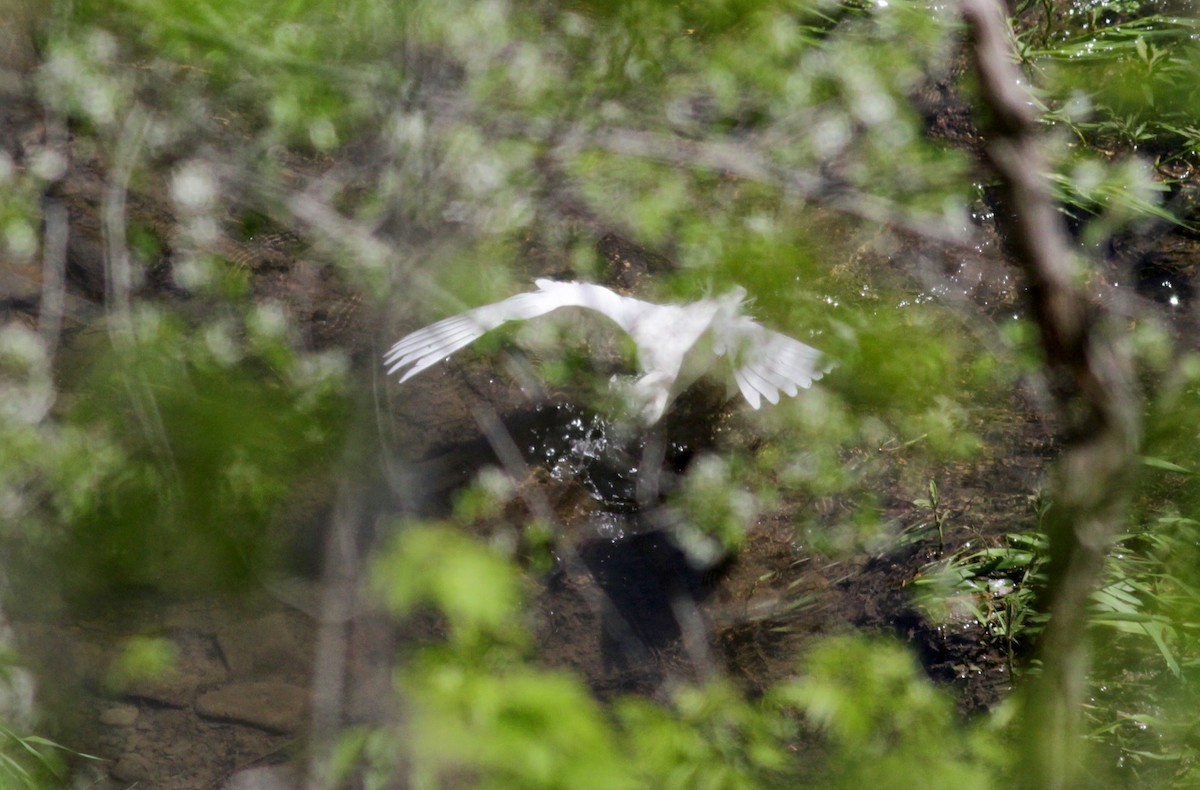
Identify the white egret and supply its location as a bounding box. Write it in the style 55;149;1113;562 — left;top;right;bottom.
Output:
384;279;830;424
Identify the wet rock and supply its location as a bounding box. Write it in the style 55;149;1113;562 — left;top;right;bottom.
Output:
195;681;308;734
99;703;139;727
222;763;297;790
216;613;311;679
110;752;153;783
123;672;202;708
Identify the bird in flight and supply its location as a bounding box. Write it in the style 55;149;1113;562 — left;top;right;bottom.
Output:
384;279;831;424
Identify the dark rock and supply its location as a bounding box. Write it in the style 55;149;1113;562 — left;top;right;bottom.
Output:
99;703;139;727
195;681;308;734
110;752;153;783
216;613;311;679
123;672;202;708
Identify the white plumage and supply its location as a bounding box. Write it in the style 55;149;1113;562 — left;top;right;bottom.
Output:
384;279;830;423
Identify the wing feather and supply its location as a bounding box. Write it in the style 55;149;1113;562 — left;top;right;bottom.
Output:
728;321;830;409
732;368;762;409
384;281;638;382
741;362;782;405
384;317;478;366
384;290;567;381
386;321;493;382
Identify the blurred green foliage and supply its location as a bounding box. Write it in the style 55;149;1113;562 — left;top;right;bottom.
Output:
356;521;1006;788
0;722;84;789
772;636;1007;788
105;635;180;694
1029;17;1200;155
54;317;344;600
3;0;1200;785
0;303;347;607
372;522;527;652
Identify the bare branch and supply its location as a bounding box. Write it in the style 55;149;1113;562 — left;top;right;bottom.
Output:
962;0;1141;786
38;200;68;354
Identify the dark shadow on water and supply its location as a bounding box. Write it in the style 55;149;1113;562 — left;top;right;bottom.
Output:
577;528;715;686
402;395;730;692
407;399;713;515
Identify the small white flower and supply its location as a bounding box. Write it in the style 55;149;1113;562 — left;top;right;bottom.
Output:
171;162;219;213
0;325;54;424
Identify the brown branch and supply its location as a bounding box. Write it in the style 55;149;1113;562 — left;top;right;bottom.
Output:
961;0;1140;787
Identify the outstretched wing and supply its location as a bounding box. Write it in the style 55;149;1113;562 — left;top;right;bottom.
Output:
383;280;634;383
724;319;831;410
385;289;560;382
